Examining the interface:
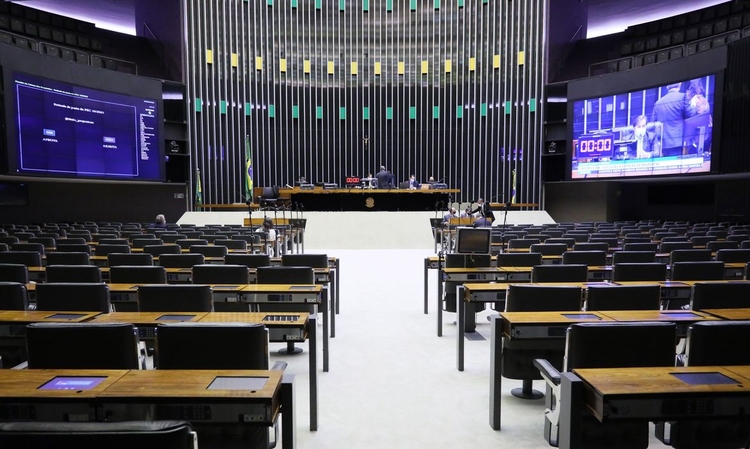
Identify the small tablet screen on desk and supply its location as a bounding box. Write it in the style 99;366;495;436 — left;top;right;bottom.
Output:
45;313;88;320
207;376;268;391
661;281;687;287
39;376;106;390
671;372;739;385
561;313;601;320
212;285;239;290
288;286;317;290
659;311;701;319
157;314;196;321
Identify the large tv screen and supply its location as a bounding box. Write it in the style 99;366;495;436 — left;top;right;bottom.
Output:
5;70;163;181
570;74;717;179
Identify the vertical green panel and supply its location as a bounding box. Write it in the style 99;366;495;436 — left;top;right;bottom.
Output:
291;0;298;7
504;101;511;115
482;0;488;4
409;106;416;119
386;107;393;120
339;0;345;11
292;105;299;118
363;107;370;120
457;0;464;7
410;0;417;11
433;106;440;119
220;100;227;114
386;0;393;11
434;0;440;9
480;103;487;117
340;107;347;120
245;103;251;116
316;106;323;119
268;104;275;118
195;98;202;112
315;0;322;9
363;0;369;11
529;98;537;112
267;0;273;6
456;105;463;118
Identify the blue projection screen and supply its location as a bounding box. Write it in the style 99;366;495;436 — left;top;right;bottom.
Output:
7;71;163;181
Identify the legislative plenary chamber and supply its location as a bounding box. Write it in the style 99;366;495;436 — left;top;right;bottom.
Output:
5;0;750;448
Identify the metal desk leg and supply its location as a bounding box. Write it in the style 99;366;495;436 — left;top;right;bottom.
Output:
322;294;329;372
457;284;465;372
326;286;335;338
281;374;297;449
331;266;339;316
308;315;318;431
424;258;429;314
558;372;584;449
437;269;443;337
334;259;340;314
490;315;502;430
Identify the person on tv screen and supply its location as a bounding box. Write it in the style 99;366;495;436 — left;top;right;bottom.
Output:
651;82;694;157
621;115;661;159
684;78;712;156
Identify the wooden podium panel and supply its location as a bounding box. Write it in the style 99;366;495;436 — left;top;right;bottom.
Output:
243;218;290;226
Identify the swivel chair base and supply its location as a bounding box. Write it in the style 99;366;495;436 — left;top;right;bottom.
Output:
278;342;303;355
511;379;544;399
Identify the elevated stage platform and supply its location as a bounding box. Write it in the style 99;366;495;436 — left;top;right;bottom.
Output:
178;210;556;250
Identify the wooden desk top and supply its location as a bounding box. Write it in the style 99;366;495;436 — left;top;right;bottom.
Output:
198;312;309;327
281;188;460;194
240;284;322;294
499;311;609;325
91;312;207;324
98;369;281;401
0;369;128;399
701;308;750;320
0;310;101;323
597;310;720;323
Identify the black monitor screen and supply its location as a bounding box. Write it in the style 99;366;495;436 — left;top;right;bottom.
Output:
456;227;491;254
6;71;163;181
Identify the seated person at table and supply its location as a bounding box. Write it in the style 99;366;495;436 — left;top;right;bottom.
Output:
153;214;167;229
375;166;395;189
460;207;473;218
408;174;420;190
256;217;278;256
443;208;457;223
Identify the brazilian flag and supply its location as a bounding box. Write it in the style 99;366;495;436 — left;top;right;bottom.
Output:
244;136;253;200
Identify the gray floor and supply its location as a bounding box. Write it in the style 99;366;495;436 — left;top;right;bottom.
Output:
268;248;667;448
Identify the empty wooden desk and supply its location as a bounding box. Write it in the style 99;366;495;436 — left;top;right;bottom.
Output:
701;308;750;320
597;310;720;336
91;311;207;340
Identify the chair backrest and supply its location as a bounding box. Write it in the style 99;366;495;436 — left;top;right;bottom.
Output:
132;238;164;249
98;238;130;246
0;236;20;245
507;238;539;249
0;263;29;283
25;322;139;369
585;284;661;311
561;250;606;266
0;421;197;449
129;233;155;241
659;241;695;253
137;285;213;312
690;282;750;309
45;265;103;283
56;243;92;254
158;253;205;268
611;251;656;264
95;244;131;256
0;243;7;252
191;264;250;284
530;264;588;283
685;321;750;366
35;283;111;313
256;266;315;284
588;236;618;248
46;251;91;266
213;239;247;250
281;253;329;268
612;262;667;281
505;284;582;312
669;249;712;264
107;253;153;267
142;244;182;257
28;237;55;248
160;234;187;244
0;251;42;267
571;242;607;252
223;253;270;268
0;282;28;310
109;266;166;284
188;244;228;257
715;249;750;263
529;243;568;256
544;238;576;249
564;322;676;371
201;234;225;244
10;242;45;255
622;242;659;252
445;253;492;268
705;240;739;251
155;322;268;369
670;261;725;281
495;252;543;267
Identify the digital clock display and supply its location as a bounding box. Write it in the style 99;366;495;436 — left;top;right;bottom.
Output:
345;176;361;185
576;134;614;159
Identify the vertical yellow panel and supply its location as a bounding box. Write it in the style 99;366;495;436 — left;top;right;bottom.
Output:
280;58;287;72
231;53;238;67
421;61;428;74
327;61;335;74
518;51;525;65
255;56;263;71
397;61;405;75
303;60;311;73
493;54;500;68
374;62;382;75
468;57;476;71
206;49;214;64
351;61;358;75
445;59;452;73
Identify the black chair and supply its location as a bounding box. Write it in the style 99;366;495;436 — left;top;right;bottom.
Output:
715;248;750;263
507;238;540;249
25;322;140;369
690;282;750;309
496;252;542;267
45;265;102;283
529;243;568;256
281;253;328;268
175;238;209;249
0;236;19;245
622;242;659;252
56;243;92;254
588;236;618;248
213;239;247;251
28;237;55;249
0;251;42;267
160;234;187;244
535;322;677;448
531;264;588;283
659;241;694;253
98;238;130;246
0;282;28;310
0;243;7;252
35;283;111;313
129;233;156;241
132;238;164;249
159;253;205;268
191;264;250;284
671;261;725;281
706;240;740;251
189;245;228;258
611;251;656;264
544;238;576;249
585;284;661;311
502;284;583;399
137;284;213;312
224;253;270;268
0;421;197;449
561;251;606;266
563;233;589;243
109;266;166;284
0;263;29;283
95;244;131;256
142;244;182;257
612;262;667;281
108;253;154;267
571;242;608;252
669;249;712;264
10;242;45;255
46;251;91;266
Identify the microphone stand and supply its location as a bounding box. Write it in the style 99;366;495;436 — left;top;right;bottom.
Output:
500;194;510;254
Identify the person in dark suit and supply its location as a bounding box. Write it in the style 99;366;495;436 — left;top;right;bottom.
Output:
651;83;694;157
375;166;394;189
471;198;494;223
408;174;420;190
153;214;167;229
621;115;661;159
